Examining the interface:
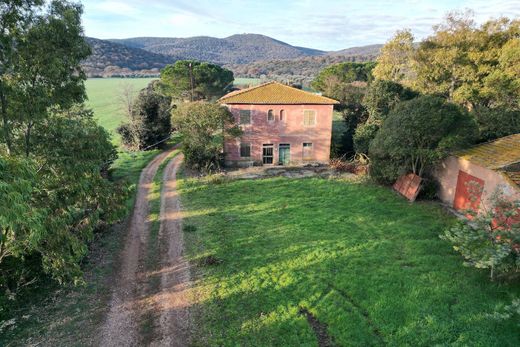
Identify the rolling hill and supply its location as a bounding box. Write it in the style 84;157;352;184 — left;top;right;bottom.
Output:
82;34;382;82
83;37;177;77
109;34;325;65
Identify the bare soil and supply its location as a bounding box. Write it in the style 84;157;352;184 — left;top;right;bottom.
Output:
99;151;190;346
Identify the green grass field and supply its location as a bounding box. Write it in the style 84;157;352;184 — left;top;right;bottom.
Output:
179;176;520;346
86;78;156;144
233;77;262;86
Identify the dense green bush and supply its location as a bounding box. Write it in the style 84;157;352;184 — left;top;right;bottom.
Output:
442;190;520;281
172;102;241;172
353;122;380;154
472;107;520;142
369;95;477;183
1;106;128;293
117;83;172;150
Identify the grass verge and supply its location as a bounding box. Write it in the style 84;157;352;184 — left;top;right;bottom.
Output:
179;176;520;346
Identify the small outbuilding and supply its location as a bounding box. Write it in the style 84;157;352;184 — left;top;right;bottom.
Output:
435;133;520;212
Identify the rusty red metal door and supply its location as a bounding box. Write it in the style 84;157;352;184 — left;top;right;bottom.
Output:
453;170;484;211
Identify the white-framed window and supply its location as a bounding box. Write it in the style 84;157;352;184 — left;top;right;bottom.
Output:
303;142;313;160
239;110;251;125
240;143;251;157
267;109;274;122
303;110;316;126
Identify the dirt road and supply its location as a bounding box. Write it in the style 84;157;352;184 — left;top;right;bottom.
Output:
99;150;190;346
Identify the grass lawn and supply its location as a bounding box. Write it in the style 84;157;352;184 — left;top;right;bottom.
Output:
179;176;520;346
85;78;156;144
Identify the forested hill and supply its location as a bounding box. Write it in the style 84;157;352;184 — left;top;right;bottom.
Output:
83;37;177;77
83;34;381;80
109;34;326;64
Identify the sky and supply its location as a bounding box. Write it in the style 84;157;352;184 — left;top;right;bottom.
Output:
82;0;520;51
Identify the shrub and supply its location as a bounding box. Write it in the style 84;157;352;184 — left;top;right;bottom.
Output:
172;102;241;172
441;189;520;281
117;83;172;150
369;95;478;184
472;107;520;142
353;122;380;154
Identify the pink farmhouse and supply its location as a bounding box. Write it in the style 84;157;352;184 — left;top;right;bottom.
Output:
219;82;339;166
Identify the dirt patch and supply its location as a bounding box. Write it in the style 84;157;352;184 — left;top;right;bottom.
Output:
98;149;188;346
299;307;335;347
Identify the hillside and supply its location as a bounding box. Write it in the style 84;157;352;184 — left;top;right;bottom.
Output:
226;53;377;86
110;34;325;64
83;34;381;82
83;37;177;77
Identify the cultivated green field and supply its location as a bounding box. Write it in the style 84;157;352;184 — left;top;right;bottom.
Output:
86;78;156;144
180;176;520;346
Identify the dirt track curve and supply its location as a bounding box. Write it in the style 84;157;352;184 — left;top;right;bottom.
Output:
99;150;190;346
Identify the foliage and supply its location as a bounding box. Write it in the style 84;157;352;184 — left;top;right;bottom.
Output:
1;106;128;289
311;62;375;99
179;176;520;345
489;298;520;327
442;190;520;281
369;96;477;183
172;102;241;172
353;122;380;154
117;82;172;150
372;29;416;85
312;62;375;154
472;106;520;142
160;60;234;101
362;79;418;123
352;80;417;154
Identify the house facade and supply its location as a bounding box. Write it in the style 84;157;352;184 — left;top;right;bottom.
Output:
219;82;339;166
434;134;520;212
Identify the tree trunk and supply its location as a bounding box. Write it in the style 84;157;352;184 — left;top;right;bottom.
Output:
24;120;33;157
0;84;12;155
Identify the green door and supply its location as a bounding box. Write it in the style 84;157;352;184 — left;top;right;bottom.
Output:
278;144;290;165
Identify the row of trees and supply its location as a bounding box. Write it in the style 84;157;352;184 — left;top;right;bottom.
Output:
313;12;520;184
117;60;241;171
1;1;127;298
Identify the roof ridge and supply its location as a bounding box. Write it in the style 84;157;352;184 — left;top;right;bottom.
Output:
219;80;339;104
219;81;275;102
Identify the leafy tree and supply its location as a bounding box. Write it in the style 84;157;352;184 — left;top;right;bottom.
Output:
312;62;375;155
0;1;128;292
172;102;241;171
369;96;477;183
117;83;172;150
1;106;127;288
472;107;520;142
353;80;417;154
311;62;375;100
442;190;520;281
160;60;234;101
372;29;416;86
414;14;520;109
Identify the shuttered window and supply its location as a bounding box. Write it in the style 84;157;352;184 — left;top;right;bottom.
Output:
303;110;316;126
280;109;285;121
240;143;251;157
239;110;251;124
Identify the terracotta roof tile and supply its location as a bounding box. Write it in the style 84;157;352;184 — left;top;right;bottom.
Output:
219;81;339;105
455;133;520;170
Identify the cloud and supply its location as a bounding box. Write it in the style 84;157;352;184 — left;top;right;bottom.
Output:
81;0;520;51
